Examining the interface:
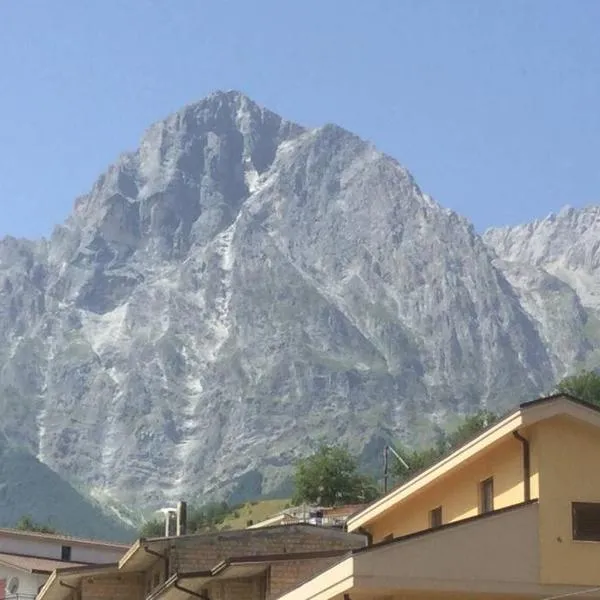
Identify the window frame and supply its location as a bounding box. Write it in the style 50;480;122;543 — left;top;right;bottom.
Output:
61;545;72;562
429;505;443;528
572;502;600;542
479;477;494;514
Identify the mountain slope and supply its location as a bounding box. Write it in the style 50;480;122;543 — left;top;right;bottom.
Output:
0;91;596;510
484;205;600;375
0;433;135;541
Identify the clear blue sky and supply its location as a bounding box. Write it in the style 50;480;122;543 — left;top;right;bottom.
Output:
1;0;599;237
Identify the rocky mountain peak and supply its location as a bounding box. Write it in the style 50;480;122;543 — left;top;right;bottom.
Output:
0;92;598;514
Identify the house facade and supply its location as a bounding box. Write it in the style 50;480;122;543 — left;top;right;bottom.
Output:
0;528;127;600
276;393;600;600
36;393;600;600
37;524;367;600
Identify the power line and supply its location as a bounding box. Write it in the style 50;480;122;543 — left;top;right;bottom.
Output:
542;586;600;600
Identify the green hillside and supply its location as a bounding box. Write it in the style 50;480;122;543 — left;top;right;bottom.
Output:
0;434;135;542
219;498;291;530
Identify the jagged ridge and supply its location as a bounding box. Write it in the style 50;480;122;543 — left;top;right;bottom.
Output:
0;91;597;511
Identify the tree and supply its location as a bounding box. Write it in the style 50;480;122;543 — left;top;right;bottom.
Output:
15;515;58;534
140;518;165;537
556;369;600;407
292;444;379;506
446;410;499;449
139;501;240;537
391;410;499;484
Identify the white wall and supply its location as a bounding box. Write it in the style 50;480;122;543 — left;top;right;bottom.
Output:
0;563;46;600
0;534;126;564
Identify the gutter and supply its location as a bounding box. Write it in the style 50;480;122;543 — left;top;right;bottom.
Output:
174;581;210;600
353;527;373;546
512;430;531;502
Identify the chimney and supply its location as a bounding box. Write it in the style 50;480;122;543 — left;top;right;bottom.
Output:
176;501;187;536
164;511;173;537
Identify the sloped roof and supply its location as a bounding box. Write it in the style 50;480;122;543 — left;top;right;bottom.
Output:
0;528;129;549
347;393;600;532
0;552;87;574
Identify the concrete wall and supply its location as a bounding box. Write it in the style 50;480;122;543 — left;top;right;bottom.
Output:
536;415;600;585
367;435;531;542
354;502;540;591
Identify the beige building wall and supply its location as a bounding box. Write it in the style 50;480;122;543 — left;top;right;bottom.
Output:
536;415;600;586
368;434;531;542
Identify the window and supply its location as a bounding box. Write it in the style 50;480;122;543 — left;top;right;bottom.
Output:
480;477;494;514
61;545;72;561
572;502;600;541
430;506;443;528
382;533;394;542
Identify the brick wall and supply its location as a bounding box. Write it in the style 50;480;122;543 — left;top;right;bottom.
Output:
267;556;343;600
196;555;342;600
81;574;143;600
169;526;365;573
207;576;264;600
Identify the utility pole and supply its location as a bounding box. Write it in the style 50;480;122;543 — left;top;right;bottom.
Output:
383;445;410;494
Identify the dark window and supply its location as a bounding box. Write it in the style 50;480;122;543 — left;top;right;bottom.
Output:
572;502;600;541
61;545;72;561
430;506;443;528
480;477;494;514
382;533;394;542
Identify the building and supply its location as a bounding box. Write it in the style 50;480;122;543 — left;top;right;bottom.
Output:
0;528;127;600
275;393;600;600
37;524;367;600
247;505;368;530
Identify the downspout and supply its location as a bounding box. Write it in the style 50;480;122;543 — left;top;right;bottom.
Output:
513;431;531;502
59;580;78;600
59;582;78;591
143;545;170;581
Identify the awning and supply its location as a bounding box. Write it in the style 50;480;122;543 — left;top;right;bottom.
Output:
0;552;87;575
37;564;119;600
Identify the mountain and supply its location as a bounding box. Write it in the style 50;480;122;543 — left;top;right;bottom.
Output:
483;205;600;375
0;90;597;511
0;432;135;541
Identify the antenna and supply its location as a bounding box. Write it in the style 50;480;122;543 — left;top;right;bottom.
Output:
157;507;177;537
383;445;410;494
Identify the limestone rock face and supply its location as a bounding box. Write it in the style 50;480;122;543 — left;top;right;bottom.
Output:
0;91;596;510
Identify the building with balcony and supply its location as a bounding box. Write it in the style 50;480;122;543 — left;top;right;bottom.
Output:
276;393;600;600
37;524;367;600
0;528;127;600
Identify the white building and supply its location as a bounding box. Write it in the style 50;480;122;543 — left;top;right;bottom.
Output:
0;528;128;600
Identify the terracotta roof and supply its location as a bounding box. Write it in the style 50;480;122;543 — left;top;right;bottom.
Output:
0;552;87;574
323;505;368;517
0;528;129;549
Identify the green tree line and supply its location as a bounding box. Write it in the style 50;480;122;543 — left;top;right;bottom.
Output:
16;371;594;537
